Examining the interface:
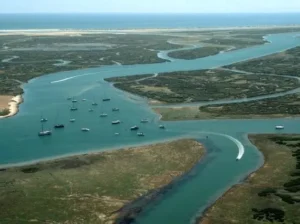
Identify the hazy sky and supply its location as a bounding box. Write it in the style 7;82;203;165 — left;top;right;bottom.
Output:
1;0;300;13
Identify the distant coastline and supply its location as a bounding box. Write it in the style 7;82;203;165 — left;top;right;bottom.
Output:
1;24;300;35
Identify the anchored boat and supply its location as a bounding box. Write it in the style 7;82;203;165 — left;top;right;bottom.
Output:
81;128;90;132
112;120;121;125
140;119;149;123
137;132;145;136
159;125;165;129
275;125;284;130
130;125;139;130
70;102;78;111
38;123;52;136
54;124;64;129
40;118;48;122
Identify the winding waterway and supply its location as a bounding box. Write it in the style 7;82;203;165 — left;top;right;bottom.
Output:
1;32;300;223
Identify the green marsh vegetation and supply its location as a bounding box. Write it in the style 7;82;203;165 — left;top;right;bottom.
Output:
105;70;300;104
0;139;204;224
201;134;300;224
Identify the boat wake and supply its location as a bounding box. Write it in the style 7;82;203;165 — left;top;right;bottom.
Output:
199;132;245;160
167;129;245;160
217;133;245;160
50;72;97;84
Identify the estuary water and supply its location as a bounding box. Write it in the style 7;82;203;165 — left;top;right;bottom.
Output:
1;32;300;223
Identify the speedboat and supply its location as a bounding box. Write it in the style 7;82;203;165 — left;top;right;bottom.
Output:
69;119;76;122
40;118;48;122
103;98;111;102
137;132;144;136
159;125;165;129
130;125;139;131
54;124;64;129
112;120;121;125
275;125;284;130
38;130;52;136
100;113;108;117
81;128;90;132
140;119;149;123
112;108;119;112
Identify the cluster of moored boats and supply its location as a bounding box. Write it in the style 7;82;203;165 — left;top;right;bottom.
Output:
38;97;165;137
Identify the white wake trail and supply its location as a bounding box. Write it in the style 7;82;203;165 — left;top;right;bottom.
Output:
50;72;98;84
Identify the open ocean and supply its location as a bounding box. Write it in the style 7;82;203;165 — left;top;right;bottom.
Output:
0;13;300;30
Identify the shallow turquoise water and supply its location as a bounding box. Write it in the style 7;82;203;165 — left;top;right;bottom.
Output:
1;32;300;223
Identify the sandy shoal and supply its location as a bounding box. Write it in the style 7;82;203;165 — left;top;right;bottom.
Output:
0;95;23;119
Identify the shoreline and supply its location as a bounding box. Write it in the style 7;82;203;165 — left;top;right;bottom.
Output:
1;24;300;35
0;95;23;119
0;134;193;169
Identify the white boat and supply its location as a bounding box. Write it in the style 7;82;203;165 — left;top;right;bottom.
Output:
130;125;139;130
112;120;121;125
137;132;145;136
40;118;48;122
140;119;149;123
115;132;120;135
38;123;52;136
81;128;90;132
70;102;78;111
38;130;52;136
82;99;87;101
69;119;76;122
100;113;108;117
275;125;284;129
112;108;119;112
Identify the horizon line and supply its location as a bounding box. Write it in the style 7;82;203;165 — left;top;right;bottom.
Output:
1;12;300;14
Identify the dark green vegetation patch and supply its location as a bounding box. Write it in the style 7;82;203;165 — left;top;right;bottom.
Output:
106;70;299;103
200;134;300;224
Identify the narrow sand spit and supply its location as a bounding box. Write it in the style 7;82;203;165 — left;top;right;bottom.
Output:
0;95;23;119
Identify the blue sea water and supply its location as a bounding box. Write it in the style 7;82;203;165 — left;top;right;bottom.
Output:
0;13;300;30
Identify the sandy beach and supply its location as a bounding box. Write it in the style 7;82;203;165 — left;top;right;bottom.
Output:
1;25;300;36
0;95;23;119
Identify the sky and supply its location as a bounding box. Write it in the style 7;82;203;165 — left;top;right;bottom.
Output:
1;0;300;13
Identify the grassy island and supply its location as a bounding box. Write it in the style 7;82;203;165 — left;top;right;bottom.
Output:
167;46;226;60
201;134;300;224
105;70;299;104
0;139;204;224
155;93;300;121
224;47;300;77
